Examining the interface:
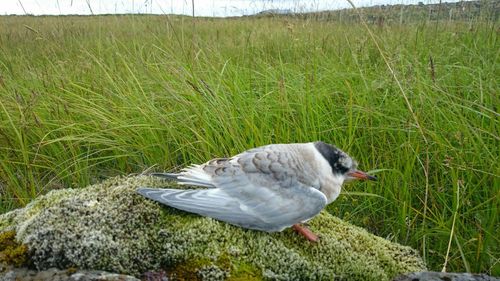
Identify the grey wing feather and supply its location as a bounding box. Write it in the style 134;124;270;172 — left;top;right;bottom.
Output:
137;187;268;229
137;183;327;232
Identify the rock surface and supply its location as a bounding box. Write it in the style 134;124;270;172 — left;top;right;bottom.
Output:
0;266;140;281
0;175;426;280
393;271;500;281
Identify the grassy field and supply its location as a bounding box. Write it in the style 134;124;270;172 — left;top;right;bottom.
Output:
0;12;498;275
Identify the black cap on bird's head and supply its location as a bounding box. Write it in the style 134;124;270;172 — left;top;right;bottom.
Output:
314;141;377;181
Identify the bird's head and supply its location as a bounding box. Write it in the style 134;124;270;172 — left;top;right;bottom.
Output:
314;141;377;183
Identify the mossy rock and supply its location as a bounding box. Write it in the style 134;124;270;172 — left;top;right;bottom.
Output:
0;176;426;280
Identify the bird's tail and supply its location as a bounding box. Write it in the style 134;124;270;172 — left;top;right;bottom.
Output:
150;168;214;188
150;172;179;180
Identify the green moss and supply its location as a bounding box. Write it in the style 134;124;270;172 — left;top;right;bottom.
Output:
215;252;231;272
166;258;209;281
228;261;262;281
0;231;16;249
163;257;229;281
0;175;426;280
0;230;29;267
66;267;78;275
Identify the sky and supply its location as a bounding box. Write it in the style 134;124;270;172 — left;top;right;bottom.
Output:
1;0;467;17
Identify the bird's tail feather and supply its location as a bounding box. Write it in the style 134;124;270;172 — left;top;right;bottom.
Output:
151;169;214;188
151;172;179;180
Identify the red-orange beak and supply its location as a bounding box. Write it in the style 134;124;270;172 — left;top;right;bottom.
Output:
347;170;377;181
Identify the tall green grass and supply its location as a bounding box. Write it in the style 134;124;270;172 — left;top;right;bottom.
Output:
0;15;498;274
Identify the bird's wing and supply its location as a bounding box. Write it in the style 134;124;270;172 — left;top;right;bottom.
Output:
139;144;327;232
137;181;326;232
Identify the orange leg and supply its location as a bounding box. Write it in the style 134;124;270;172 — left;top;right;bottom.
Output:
292;224;319;242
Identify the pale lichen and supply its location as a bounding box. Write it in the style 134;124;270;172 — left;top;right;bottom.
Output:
0;175;426;280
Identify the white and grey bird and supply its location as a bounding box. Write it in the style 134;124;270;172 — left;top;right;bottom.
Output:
137;141;376;241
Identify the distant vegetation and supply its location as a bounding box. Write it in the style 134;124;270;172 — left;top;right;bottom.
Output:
253;0;499;23
0;0;498;276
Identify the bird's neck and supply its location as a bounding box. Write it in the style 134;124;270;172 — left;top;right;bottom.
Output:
321;175;344;204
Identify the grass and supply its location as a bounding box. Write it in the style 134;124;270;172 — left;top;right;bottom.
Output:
0;13;498;275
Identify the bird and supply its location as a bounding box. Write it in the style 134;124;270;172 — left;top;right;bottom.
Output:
137;141;376;242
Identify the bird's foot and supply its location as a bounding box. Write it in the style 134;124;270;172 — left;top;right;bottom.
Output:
292;224;319;242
